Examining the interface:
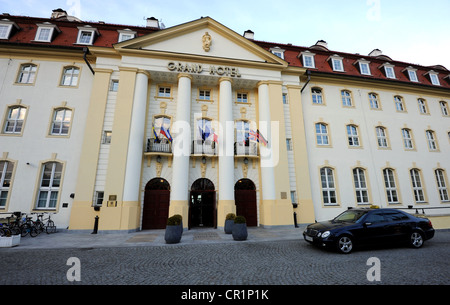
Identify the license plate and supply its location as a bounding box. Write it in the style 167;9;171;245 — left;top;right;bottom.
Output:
305;235;313;242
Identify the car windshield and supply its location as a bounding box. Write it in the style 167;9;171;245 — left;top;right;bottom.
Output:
333;210;367;223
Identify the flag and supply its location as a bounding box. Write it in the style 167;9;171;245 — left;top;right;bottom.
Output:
212;132;218;143
250;129;268;146
152;126;160;143
160;126;172;142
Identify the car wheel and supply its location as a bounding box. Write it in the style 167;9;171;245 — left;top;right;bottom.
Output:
336;235;353;254
409;231;424;248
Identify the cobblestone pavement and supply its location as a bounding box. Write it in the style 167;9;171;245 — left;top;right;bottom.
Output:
1;228;449;286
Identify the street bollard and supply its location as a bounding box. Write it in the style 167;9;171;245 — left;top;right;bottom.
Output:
293;212;299;228
91;216;99;234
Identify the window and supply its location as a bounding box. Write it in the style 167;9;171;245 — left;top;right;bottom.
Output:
383;210;409;221
286;138;292;151
110;80;119;92
410;169;425;203
76;26;98;45
394;96;405;112
102;131;112;144
34;23;59;42
270;47;285;59
158;86;171;98
61;66;80;86
426;130;438;151
440;101;449;116
3;106;26;134
0;161;13;208
376;126;388;148
347;125;360;147
320;167;337;205
0;20;19;40
237;92;248;103
0;24;10;39
17;64;37;84
429;73;440;86
51;108;72;136
290;191;297;204
353;168;369;204
369;93;379;109
36;162;63;209
93;191;104;206
384;66;396;79
341;90;353;107
407;69;418;82
199;89;211;101
358;61;371;75
315;123;329;146
418;98;428;114
311;88;323;104
302;52;315;68
117;29;136;42
401;128;414;150
383;168;399;204
331;57;344;72
435;169;449;202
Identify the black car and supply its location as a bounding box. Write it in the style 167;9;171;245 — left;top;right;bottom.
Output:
303;208;435;254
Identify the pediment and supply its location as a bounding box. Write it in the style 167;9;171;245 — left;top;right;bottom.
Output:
115;17;287;67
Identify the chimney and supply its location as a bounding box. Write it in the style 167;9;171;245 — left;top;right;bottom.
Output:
51;8;68;19
243;30;254;40
315;40;328;49
146;17;160;29
369;49;383;57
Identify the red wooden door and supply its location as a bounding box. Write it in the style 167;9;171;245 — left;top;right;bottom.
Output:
235;190;257;227
142;190;170;229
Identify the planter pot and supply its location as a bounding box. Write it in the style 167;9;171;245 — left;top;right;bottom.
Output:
165;225;182;244
224;219;234;234
178;221;183;236
0;234;21;248
232;223;248;241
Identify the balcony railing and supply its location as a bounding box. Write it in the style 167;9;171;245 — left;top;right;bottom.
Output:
192;140;217;155
146;138;172;153
234;142;258;156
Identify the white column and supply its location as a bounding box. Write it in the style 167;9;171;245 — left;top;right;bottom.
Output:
171;73;192;202
218;77;235;201
258;82;276;201
123;70;149;202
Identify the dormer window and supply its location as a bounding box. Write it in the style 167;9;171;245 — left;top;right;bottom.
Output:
76;26;98;45
354;59;371;75
34;23;60;42
404;67;418;82
270;47;285;59
0;19;19;40
329;55;344;72
117;29;136;43
380;63;396;79
425;71;440;86
301;51;316;68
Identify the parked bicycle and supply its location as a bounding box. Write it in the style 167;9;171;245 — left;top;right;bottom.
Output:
0;222;12;237
20;214;39;237
34;213;57;234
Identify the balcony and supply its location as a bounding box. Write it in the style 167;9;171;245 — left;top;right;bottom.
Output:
234;142;258;157
192;140;217;156
146;138;172;153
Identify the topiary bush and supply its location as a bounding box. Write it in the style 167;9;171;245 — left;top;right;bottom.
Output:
234;215;246;224
167;215;181;226
225;213;236;220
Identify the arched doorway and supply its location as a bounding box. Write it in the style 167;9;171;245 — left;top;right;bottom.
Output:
190;178;216;228
235;178;257;226
142;178;170;230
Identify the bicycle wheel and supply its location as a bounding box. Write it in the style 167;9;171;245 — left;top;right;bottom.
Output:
29;226;39;237
20;223;30;237
1;227;11;237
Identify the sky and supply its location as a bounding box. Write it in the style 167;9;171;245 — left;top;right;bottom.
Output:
1;0;449;69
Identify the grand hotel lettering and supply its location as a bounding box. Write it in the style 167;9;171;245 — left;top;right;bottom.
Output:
167;61;241;77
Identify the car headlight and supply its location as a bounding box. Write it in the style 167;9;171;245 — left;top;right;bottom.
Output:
321;231;331;239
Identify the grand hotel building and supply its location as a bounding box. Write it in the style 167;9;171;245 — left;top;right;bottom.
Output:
1;9;449;231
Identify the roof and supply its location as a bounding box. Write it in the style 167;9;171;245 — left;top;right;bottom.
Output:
1;13;449;90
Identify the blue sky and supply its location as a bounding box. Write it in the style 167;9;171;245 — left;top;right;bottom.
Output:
2;0;449;69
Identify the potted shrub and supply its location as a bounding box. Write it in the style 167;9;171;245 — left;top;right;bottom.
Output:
165;215;182;244
224;213;236;234
232;215;248;241
172;214;183;236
